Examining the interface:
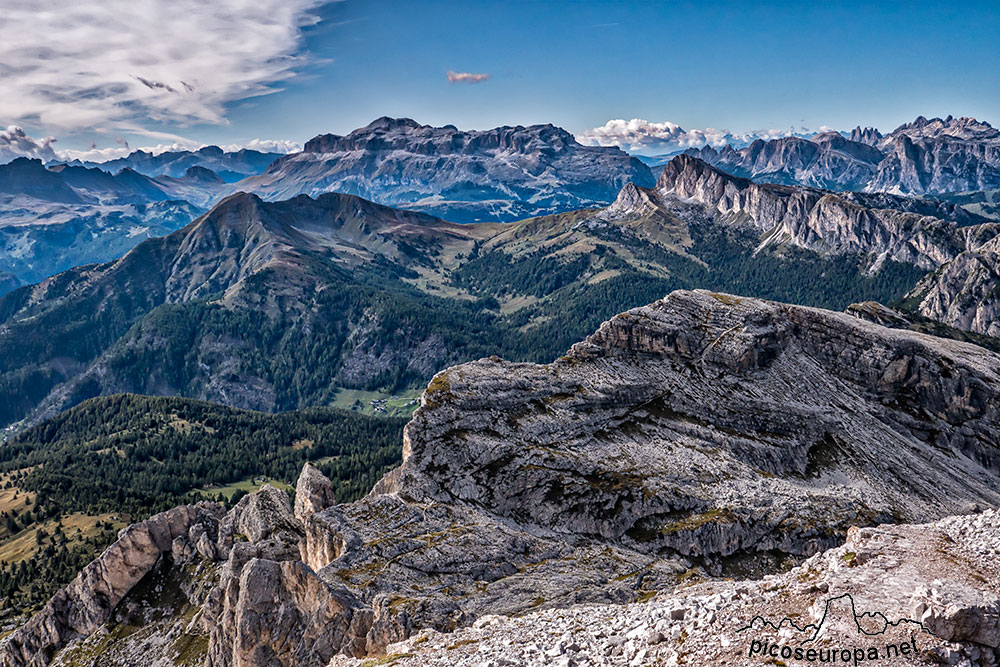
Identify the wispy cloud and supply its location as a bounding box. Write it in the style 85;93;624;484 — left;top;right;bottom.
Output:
447;70;490;84
577;118;827;155
0;0;328;133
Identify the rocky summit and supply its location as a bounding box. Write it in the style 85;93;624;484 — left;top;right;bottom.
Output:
3;289;1000;666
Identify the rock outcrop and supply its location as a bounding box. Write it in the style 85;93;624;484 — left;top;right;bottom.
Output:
294;462;337;522
5;290;1000;666
0;503;223;666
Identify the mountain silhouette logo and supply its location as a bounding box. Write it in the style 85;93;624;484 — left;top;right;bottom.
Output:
737;593;928;642
737;593;933;664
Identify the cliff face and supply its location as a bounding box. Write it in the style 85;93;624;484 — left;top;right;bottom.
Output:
658;154;980;270
0;503;223;667
5;290;1000;666
911;232;1000;337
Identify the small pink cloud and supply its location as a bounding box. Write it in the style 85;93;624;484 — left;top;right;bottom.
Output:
447;70;490;84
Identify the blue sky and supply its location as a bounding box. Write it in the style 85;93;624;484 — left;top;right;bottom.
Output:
2;0;998;160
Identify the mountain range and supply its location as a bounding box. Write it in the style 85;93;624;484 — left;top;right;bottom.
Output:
0;158;223;287
3;113;1000;666
7;151;1000;433
685;115;1000;197
233;118;654;222
62;145;284;182
232;117;657;222
5;115;1000;293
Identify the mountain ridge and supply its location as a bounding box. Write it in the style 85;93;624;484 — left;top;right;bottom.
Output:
686;115;1000;197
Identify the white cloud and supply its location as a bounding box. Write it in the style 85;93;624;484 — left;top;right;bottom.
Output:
57;139;302;163
0;0;327;133
219;138;302;154
0;126;59;163
577;118;823;155
447;71;490;84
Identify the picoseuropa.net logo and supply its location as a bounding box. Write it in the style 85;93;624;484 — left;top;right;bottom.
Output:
737;593;930;665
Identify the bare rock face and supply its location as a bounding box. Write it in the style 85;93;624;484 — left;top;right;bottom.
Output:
0;502;223;667
207;559;372;666
384;289;1000;561
911;233;1000;337
295;462;337;522
343;509;1000;667
659;155;975;270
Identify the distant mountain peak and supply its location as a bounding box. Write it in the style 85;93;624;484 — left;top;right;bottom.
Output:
657;153;751;191
849;126;883;145
197;145;225;156
184;165;224;182
887;115;999;142
363;116;423;132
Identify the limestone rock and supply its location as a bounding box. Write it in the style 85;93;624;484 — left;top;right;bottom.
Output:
331;509;1000;667
206;559;372;666
0;503;223;667
911;233;1000;337
846;301;911;328
295;462;337;522
8;291;1000;666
